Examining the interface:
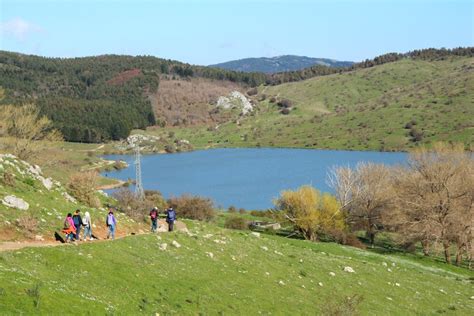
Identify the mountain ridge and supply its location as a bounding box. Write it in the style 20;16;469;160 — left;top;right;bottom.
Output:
210;55;354;73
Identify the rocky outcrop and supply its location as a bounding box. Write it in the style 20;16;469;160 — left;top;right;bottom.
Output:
2;195;29;210
216;91;254;115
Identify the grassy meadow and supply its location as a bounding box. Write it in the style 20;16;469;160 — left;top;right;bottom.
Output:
0;222;473;315
145;56;473;152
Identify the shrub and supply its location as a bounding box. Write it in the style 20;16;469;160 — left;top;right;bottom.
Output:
321;294;364;316
16;214;38;238
409;127;423;142
2;172;15;187
280;108;290;115
113;188;154;221
269;97;277;103
247;88;258;96
239;208;246;214
113;160;127;170
277;99;293;108
67;171;101;208
274;186;346;241
224;216;248;230
167;194;215;221
228;206;237;213
144;190;167;210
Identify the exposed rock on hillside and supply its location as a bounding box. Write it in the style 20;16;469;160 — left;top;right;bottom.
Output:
2;195;29;210
216;91;254;115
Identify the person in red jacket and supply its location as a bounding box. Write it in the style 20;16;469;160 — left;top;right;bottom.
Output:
149;207;159;232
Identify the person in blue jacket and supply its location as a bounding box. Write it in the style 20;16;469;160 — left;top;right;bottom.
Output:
165;207;176;232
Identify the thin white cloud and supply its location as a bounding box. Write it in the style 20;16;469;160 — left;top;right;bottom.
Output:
0;17;44;41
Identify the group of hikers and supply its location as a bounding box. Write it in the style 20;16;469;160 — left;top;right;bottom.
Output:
61;207;177;242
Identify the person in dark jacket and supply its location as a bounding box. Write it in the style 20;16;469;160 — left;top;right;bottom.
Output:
165;207;176;232
150;207;159;232
72;209;84;241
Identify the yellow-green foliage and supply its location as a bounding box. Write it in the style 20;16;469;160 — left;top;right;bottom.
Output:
275;185;346;241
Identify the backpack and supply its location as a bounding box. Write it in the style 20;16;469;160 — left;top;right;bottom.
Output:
64;218;70;229
73;215;81;226
150;210;157;219
167;210;176;222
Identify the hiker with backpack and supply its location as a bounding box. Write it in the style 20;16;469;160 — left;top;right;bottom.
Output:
82;211;93;241
62;213;76;242
106;209;116;240
150;207;159;232
165;207;176;232
72;209;84;241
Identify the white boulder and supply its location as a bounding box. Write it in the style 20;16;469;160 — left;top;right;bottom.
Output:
343;266;355;273
2;195;29;210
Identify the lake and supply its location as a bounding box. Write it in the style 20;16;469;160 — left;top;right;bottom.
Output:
103;148;407;210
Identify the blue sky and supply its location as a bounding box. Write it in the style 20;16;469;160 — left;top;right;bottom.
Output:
0;0;472;65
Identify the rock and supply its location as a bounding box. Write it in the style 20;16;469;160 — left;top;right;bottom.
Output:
171;240;181;248
203;234;214;239
329;272;336;277
343;266;355;273
395;283;400;287
299;259;303;263
260;246;268;251
159;243;168;251
278;280;285;286
2;195;29;210
206;252;214;259
34;235;44;241
382;262;388;267
250;232;260;238
216;91;254;115
265;272;270;276
470;296;474;300
62;192;76;203
386;297;393;301
318;282;323;287
387;268;392;272
274;250;283;256
39;176;53;190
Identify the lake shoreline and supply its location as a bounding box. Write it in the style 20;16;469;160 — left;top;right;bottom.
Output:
102;148;408;210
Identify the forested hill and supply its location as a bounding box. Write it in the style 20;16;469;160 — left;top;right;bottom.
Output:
210;55;353;73
0;51;266;142
0;48;472;143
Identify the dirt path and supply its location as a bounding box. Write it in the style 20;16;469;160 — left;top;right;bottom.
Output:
0;220;187;253
96;179;126;190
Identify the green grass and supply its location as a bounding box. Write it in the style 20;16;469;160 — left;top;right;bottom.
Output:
0;154;144;241
146;57;473;152
0;222;472;314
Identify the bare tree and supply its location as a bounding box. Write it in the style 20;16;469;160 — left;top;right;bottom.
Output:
391;143;474;264
329;163;393;246
327;165;360;211
0;103;62;160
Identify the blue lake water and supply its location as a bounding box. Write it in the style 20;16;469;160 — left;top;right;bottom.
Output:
103;148;407;210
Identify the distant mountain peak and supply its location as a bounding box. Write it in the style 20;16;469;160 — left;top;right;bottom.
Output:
210;55;353;73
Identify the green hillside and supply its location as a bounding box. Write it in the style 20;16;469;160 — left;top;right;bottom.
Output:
154;56;473;151
0;154;143;241
1;222;473;314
